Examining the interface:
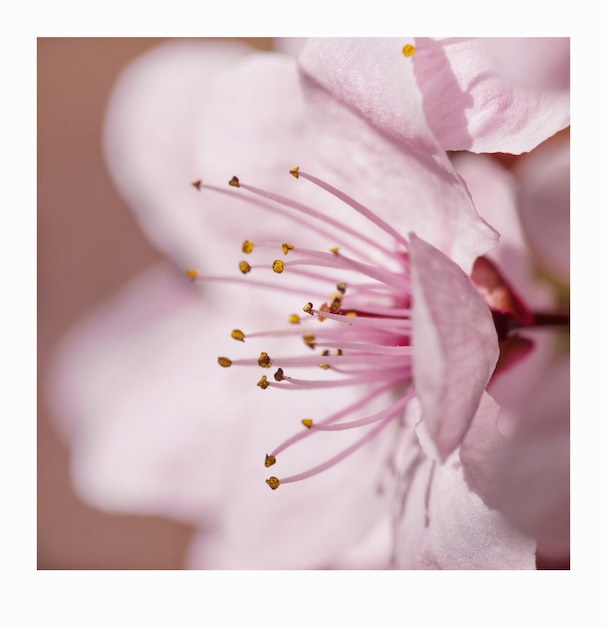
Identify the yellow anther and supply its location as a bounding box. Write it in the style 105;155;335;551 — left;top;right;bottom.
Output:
265;454;276;468
258;352;272;368
336;282;347;294
330;246;340;255
186;268;198;281
239;261;252;274
231;329;245;342
192;179;202;191
281;242;294;255
289;314;300;325
318;363;330;370
303;333;316;349
242;240;254;254
403;44;416;58
274;368;285;381
303;302;314;315
229;176;240;187
346;311;358;317
257;375;269;390
217;357;232;368
301;419;313;429
273;259;285;274
266;476;281;490
331;294;342;310
289;166;300;179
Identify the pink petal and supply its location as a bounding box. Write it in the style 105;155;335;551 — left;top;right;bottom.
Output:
393;398;536;569
298;38;497;271
514;133;570;281
412;38;570;153
410;234;499;458
460;334;570;559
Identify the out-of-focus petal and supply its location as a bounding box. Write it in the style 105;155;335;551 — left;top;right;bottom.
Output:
410;234;498;458
452;151;555;311
393;397;536;569
514;133;570;281
299;38;497;271
461;334;570;559
412;37;570;154
49;263;398;567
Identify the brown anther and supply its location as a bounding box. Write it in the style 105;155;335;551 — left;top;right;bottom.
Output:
257;375;269;390
330;294;342;310
186;268;198;281
229;176;240;187
281;242;294;255
239;261;252;274
265;454;276;468
258;352;272;368
303;302;314;315
266;476;280;490
273;368;285;381
289;314;300;325
217;357;232;368
301;419;313;429
335;348;343;356
231;329;245;342
192;179;202;191
318;302;330;322
289;166;300;179
336;282;347;294
242;240;254;254
403;43;416;58
272;259;285;274
303;333;316;349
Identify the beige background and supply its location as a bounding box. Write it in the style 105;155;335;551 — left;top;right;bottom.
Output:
38;37;273;569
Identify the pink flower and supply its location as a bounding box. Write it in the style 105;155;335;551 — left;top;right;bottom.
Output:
48;38;569;568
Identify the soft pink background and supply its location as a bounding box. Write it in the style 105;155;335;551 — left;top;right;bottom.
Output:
38;37;273;569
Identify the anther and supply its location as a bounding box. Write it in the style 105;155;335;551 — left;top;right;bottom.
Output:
231;329;245;342
336;282;347;294
257;375;269;390
217;357;232;368
403;44;416;57
239;261;252;274
186;268;198;281
266;477;281;490
301;419;313;429
303;333;316;349
289;314;300;325
258;352;272;368
229;176;240;187
281;243;294;255
273;259;285;274
192;179;202;191
303;302;314;315
242;240;254;254
265;454;276;468
289;166;300;179
274;368;285;381
331;246;340;255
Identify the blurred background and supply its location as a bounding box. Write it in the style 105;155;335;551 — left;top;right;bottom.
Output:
37;37;273;569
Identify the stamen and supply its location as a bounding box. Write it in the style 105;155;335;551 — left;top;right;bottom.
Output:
217;357;232;368
239;261;251;274
242;240;254;254
282;243;294;255
257;352;272;368
272;260;285;274
231;329;245;342
265;454;276;467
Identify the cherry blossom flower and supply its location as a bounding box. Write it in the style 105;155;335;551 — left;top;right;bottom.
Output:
48;38;569;568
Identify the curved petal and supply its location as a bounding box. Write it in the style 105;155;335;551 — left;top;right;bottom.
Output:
298;38;497;271
393;398;536;569
412;37;570;153
410;234;499;458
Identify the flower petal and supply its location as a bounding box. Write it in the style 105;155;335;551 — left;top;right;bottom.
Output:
393;397;536;569
412;37;570;153
409;234;499;458
298;38;497;271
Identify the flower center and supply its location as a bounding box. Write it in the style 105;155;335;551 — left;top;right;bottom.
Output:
190;167;418;489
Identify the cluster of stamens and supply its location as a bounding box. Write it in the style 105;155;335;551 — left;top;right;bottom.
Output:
189;164;417;490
